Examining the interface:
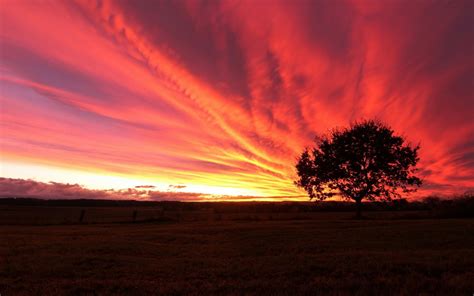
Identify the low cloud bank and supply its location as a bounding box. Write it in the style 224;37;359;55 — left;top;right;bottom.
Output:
5;178;466;202
0;178;297;201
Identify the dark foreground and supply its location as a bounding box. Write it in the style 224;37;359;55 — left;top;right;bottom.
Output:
1;217;473;295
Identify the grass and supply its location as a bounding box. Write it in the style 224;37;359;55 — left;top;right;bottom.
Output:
1;214;473;295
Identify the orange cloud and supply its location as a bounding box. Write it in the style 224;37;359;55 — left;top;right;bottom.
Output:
1;0;472;199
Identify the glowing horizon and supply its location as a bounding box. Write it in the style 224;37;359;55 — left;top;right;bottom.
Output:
1;0;473;200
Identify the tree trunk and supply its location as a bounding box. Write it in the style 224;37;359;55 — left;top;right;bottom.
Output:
355;199;362;219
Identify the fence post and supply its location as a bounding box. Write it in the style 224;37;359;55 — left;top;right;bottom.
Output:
79;209;86;223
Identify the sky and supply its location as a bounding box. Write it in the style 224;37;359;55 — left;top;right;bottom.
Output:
0;0;473;201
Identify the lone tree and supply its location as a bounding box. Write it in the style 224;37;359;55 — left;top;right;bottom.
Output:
295;120;422;218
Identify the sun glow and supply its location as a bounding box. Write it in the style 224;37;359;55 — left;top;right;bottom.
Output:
0;160;267;198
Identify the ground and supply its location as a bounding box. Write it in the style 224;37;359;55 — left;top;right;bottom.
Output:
1;214;473;295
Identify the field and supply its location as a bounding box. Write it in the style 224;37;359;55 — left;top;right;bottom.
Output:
1;204;473;295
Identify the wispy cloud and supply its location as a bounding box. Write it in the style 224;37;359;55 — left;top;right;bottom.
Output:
0;0;472;198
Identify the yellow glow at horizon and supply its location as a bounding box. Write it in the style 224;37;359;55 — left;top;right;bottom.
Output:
0;160;265;197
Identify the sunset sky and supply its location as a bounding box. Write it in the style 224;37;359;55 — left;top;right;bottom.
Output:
0;0;473;201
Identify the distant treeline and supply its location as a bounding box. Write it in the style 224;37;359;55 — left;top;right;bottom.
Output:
0;194;473;218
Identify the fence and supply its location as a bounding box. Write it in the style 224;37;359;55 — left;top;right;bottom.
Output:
0;205;371;225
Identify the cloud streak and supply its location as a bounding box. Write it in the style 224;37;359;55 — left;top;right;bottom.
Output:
0;0;473;199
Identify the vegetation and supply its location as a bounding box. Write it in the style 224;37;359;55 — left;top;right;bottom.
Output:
1;197;473;294
1;217;473;295
1;195;473;225
296;120;422;218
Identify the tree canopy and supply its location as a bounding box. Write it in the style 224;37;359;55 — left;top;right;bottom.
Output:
295;120;422;217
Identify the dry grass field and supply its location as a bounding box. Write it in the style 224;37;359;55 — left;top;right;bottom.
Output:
1;207;473;295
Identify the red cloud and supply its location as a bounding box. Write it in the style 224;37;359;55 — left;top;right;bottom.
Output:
0;0;472;198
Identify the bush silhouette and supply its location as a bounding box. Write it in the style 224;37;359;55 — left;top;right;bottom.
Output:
295;120;422;218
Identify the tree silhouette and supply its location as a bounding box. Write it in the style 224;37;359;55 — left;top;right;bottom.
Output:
295;120;422;218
